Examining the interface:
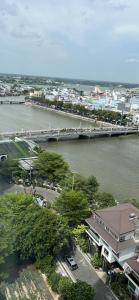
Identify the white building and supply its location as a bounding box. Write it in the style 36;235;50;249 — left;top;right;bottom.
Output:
133;114;139;125
86;203;139;298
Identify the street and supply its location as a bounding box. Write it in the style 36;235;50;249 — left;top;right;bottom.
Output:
0;177;58;203
65;248;117;300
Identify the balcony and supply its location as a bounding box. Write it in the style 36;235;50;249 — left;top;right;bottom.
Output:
86;228;100;245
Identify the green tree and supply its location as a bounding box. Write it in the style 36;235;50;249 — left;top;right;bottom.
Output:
83;176;99;205
94;192;116;209
59;279;95;300
34;150;69;184
62;173;85;191
12;198;70;260
0;159;20;179
58;277;73;299
0;193;70;280
91;253;103;269
54;190;90;226
72;224;87;238
62;174;99;205
72;224;88;252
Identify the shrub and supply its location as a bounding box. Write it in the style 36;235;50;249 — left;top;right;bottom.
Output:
78;238;89;252
59;279;95;300
48;272;62;293
35;256;55;276
91;253;103;269
58;276;72;296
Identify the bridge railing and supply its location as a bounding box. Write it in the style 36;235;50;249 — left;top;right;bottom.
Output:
0;126;138;137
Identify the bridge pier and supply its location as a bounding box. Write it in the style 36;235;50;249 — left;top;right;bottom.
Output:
78;134;89;140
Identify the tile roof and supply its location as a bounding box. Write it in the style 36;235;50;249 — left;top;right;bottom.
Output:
126;257;139;277
95;203;139;235
86;203;139;253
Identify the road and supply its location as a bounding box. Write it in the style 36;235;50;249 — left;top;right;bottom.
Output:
66;248;117;300
0;177;58;203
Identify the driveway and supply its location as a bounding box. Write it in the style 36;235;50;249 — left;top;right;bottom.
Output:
67;248;117;300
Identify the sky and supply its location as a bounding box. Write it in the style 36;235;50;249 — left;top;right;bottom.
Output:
0;0;139;83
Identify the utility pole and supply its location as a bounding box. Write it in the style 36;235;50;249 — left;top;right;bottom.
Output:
72;173;75;191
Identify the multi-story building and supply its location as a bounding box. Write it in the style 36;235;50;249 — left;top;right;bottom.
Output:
86;203;139;298
124;257;139;298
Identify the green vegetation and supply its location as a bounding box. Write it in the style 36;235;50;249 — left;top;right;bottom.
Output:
110;274;131;300
63;173;99;205
94;192;116;209
32;97;129;125
0;159;20;179
54;190;91;226
59;279;95;300
36;256;95;299
34;150;69;184
72;224;89;252
91;253;103;269
0;193;70;281
0;141;31;159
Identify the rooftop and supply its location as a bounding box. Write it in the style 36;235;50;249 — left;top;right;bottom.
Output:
126;257;139;277
95;203;139;235
86;203;139;253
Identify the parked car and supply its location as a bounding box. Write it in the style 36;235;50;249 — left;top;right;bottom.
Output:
66;256;78;270
0;154;8;161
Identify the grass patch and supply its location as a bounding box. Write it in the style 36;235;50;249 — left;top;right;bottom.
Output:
0;141;32;159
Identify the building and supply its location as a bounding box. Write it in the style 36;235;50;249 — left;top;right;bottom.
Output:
86;203;139;298
124;257;139;297
133;113;139;125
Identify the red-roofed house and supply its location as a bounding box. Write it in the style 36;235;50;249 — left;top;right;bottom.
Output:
86;203;139;298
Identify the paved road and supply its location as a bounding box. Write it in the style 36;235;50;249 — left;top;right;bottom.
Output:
70;248;117;300
0;177;58;203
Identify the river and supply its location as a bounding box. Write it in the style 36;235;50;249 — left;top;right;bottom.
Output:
0;98;95;132
0;98;139;201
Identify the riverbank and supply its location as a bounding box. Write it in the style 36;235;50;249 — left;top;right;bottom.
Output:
26;102;115;127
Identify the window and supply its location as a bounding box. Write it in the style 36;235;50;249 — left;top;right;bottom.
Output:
104;248;109;256
120;235;125;242
105;226;110;232
134;230;139;240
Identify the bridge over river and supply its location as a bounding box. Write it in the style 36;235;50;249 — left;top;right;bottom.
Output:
0;127;139;142
0;99;25;104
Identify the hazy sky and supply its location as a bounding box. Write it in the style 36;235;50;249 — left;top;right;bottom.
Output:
0;0;139;82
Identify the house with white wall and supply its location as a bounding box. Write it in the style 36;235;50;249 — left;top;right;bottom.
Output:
86;203;139;298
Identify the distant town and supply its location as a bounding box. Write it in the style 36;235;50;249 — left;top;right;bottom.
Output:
1;73;139;125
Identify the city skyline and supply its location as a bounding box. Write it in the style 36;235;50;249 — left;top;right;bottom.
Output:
0;0;139;83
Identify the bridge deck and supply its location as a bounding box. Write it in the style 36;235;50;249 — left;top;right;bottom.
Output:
0;127;138;142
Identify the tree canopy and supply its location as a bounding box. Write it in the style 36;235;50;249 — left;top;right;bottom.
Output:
0;193;70;281
62;173;99;205
82;176;99;204
94;192;116;209
54;190;90;226
59;278;95;300
34;150;69;183
0;159;20;179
